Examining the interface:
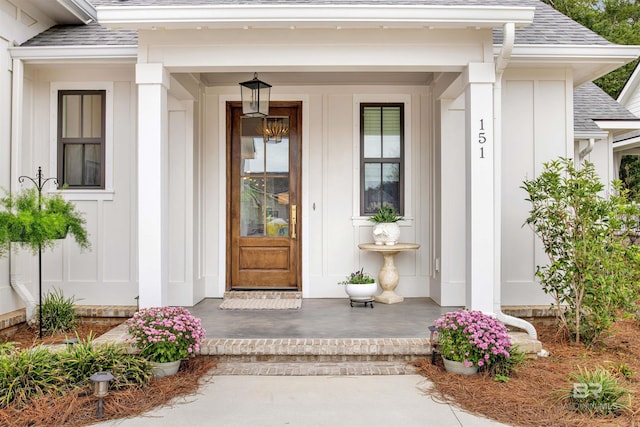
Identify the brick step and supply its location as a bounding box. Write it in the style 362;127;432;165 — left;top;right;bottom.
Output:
200;338;432;364
214;361;418;376
215;354;424;363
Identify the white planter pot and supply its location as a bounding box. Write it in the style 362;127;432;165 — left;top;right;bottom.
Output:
344;282;378;300
150;360;181;378
442;358;478;375
372;222;400;245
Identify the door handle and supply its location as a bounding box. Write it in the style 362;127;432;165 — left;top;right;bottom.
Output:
291;205;297;239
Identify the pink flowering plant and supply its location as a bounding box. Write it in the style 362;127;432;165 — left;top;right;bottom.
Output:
126;307;206;363
433;310;512;369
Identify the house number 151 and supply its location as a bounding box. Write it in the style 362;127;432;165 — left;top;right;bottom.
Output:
478;119;487;159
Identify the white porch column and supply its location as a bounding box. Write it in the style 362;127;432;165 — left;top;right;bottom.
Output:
464;63;496;313
136;63;170;308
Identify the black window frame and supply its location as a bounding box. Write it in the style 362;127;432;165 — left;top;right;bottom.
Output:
359;103;405;216
57;89;106;189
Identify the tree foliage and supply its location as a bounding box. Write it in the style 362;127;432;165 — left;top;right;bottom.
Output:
619;155;640;201
522;158;640;344
543;0;640;97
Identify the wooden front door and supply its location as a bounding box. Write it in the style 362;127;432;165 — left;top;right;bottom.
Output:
227;101;302;290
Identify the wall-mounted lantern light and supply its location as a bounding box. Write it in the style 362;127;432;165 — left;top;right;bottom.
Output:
239;72;271;117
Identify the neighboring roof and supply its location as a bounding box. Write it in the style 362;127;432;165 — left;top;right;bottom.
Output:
618;61;640;108
20;0;611;47
574;82;640;135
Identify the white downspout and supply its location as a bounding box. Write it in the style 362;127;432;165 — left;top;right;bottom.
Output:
493;23;538;339
9;57;37;322
578;138;595;161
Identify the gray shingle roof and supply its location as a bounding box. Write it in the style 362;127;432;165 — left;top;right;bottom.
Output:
574;82;639;134
21;0;612;47
21;22;137;46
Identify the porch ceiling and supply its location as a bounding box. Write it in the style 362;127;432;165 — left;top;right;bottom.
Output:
198;71;435;86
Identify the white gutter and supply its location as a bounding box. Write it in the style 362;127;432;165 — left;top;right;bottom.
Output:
593;119;640;130
9;45;138;62
505;44;640;62
493;23;538;340
97;4;535;30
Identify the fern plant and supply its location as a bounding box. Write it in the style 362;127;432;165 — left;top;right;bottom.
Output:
0;188;89;256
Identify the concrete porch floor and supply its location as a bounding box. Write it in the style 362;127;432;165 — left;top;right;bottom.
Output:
95;297;542;375
189;297;454;339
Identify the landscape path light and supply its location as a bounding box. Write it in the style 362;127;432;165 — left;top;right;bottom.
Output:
90;371;114;418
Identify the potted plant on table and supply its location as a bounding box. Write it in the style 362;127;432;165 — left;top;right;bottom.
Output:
0;188;89;256
433;310;512;375
126;306;207;378
369;206;403;246
339;268;378;306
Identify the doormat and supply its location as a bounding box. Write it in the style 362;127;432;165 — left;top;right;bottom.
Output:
219;291;302;310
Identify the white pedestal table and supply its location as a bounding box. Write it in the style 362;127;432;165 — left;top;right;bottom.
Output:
358;243;420;304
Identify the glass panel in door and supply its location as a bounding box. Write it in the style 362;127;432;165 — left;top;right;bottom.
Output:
240;116;290;237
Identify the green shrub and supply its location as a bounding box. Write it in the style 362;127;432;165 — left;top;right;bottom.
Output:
37;288;77;335
0;337;151;408
57;337;152;390
522;158;640;344
607;362;635;381
0;346;63;408
559;366;632;416
487;346;527;379
0;342;17;356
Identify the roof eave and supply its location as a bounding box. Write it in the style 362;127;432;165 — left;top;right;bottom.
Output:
594;119;640;136
59;0;97;24
500;44;640;86
613;136;640;151
96;4;535;30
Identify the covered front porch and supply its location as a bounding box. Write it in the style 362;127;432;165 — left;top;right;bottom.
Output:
190;297;451;339
95;297;541;375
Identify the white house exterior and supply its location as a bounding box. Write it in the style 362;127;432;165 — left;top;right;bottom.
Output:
1;0;639;322
613;64;640;167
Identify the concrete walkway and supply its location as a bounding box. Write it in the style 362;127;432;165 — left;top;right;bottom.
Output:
93;375;511;427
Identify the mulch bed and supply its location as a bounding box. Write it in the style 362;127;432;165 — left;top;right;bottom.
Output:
5;317;640;426
413;318;640;427
0;320;217;427
1;318;123;349
0;357;216;427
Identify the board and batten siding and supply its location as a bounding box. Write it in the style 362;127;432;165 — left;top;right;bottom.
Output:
0;0;58;315
10;65;140;307
500;69;572;306
205;85;430;300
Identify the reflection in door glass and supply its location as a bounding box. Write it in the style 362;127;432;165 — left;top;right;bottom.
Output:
240;116;290;237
